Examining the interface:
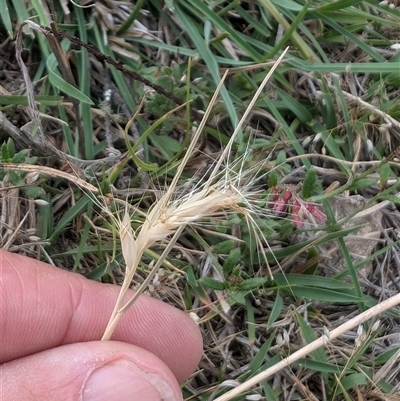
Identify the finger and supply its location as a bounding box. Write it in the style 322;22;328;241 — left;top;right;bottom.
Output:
2;340;182;401
0;250;202;382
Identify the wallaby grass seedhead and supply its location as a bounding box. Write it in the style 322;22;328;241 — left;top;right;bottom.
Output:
100;48;290;341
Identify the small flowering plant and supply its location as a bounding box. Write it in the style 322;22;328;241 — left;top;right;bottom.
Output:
269;185;327;229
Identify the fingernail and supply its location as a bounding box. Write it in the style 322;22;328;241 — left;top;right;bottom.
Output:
82;359;179;401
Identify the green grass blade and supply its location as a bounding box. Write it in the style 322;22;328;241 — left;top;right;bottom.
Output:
264;0;314;60
117;0;145;34
76;8;94;159
0;0;13;38
174;3;238;128
295;310;328;366
47;53;94;105
49;195;91;243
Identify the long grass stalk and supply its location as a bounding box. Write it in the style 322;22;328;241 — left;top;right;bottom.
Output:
100;70;230;340
213;292;400;401
100;51;289;340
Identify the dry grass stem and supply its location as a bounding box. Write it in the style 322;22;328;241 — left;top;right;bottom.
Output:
212;293;400;401
0;163;99;193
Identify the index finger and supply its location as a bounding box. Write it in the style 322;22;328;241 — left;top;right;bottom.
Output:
0;250;202;383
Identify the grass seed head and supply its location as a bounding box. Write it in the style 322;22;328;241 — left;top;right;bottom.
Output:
139;186;246;249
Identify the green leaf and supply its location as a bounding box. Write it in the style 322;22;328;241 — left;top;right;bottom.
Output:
198;277;226;291
276;149;286;165
265;226;363;262
313;13;385;62
11;149;29;164
125;103;187;172
117;0;146;34
10;0;28;22
379;162;391;191
183;284;193;310
293;359;350;374
302;168;317;198
265;0;314;60
267;171;279;187
287;286;364;303
85;255;124;280
180;0;261;60
314;0;364;12
74;200;94;270
0;0;13;38
374;347;400;365
212;239;236;254
246;297;255;344
262;382;278;401
237;277;269;291
25;186;45;199
337;373;368;393
185;264;199;288
150;134;181;160
349;178;378;191
295;310;328;365
25;156;38;165
267;292;283;329
248;332;276;373
229;290;247;305
47;54;94;105
8;137;15;157
222;247;241;275
385;72;400;88
1;142;10;162
49;196;91;242
379;195;400;205
174;3;239;129
273;273;360;291
290;61;398;74
274;274;370;305
304;246;320;275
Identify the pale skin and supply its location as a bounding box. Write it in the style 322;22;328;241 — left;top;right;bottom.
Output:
0;249;203;401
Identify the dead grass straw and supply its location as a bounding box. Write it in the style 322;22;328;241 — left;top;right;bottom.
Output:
212;292;400;401
0;163;99;193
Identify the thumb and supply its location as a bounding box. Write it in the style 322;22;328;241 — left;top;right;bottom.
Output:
2;341;183;401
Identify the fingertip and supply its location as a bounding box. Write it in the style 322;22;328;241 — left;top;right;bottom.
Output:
2;341;183;401
82;358;179;401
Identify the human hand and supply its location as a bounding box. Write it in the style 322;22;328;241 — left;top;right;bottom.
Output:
0;249;202;401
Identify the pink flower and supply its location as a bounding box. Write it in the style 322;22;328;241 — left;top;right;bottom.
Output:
272;190;292;215
269;186;326;228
